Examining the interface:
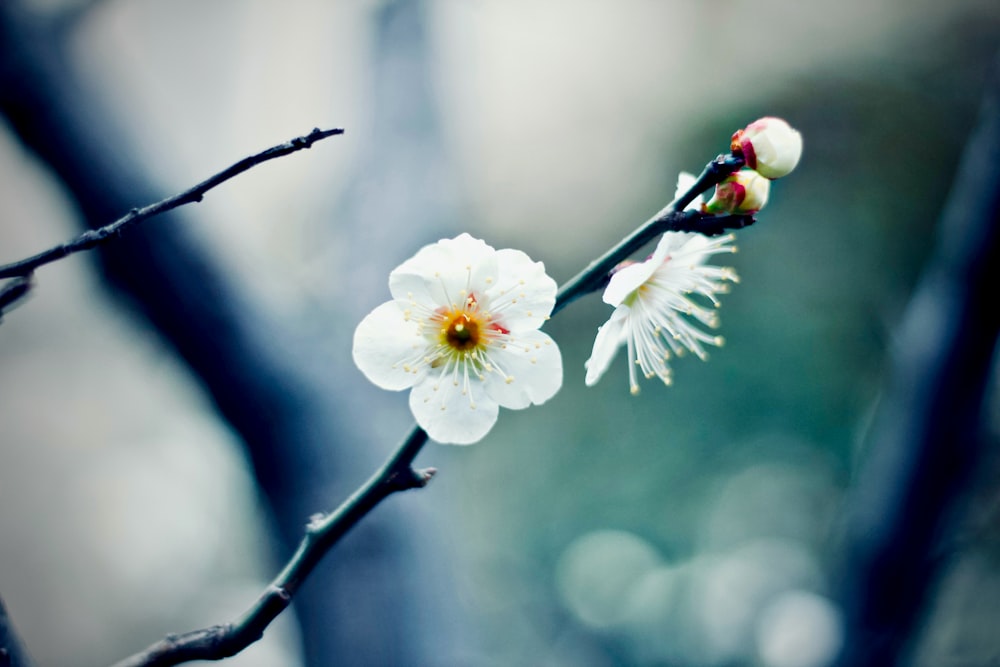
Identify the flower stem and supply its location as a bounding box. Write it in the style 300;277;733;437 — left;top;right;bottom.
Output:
553;153;744;315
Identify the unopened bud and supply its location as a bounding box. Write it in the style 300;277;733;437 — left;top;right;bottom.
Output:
705;168;770;214
731;117;802;179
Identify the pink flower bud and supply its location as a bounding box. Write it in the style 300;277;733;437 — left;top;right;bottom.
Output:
731;117;803;179
705;168;770;214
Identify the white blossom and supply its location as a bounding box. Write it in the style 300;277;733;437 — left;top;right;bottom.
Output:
353;234;562;444
585;174;739;393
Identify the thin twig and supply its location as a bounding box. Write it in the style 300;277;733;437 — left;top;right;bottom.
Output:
110;152;748;667
553;154;746;315
112;429;433;667
0;275;33;323
0;127;345;281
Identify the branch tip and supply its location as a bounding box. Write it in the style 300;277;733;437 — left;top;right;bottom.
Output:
386;466;437;491
306;512;327;532
0;125;348;287
416;467;438;486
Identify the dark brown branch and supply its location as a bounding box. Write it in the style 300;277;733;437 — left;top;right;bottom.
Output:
0;127;344;281
112;429;433;667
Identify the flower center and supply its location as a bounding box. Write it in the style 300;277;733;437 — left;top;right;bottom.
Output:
444;313;481;351
430;292;501;359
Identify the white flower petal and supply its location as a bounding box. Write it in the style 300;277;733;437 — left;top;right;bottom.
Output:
389;234;499;309
586;196;739;393
740;117;802;179
387;239;450;306
353;301;426;391
603;233;683;306
604;261;655;306
585;306;629;386
675;171;702;211
482;330;562;409
487;248;557;330
410;375;500;445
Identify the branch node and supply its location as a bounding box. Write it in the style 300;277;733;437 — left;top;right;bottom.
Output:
306;512;327;533
387;466;437;492
0;274;34;319
268;585;292;603
416;467;438;486
711;153;745;174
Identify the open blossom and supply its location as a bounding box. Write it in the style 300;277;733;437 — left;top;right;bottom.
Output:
585;174;739;394
353;233;562;444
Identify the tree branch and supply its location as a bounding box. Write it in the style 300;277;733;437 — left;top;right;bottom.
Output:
110;150;750;667
0;275;33;323
0;127;344;282
0;596;35;667
834;58;1000;666
553;153;747;316
112;429;433;667
1;3;415;664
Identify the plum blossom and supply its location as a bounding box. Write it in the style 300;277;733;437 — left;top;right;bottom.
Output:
353;233;562;444
585;174;739;394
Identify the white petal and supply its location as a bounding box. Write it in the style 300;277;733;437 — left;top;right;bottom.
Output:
352;301;426;390
585;306;629;386
389;234;498;310
603;234;680;306
675;171;702;211
604;261;653;306
486;248;558;330
672;232;736;268
409;375;500;445
482;330;562;409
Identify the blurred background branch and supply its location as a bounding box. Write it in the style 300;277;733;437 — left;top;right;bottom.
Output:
1;1;466;665
0;597;34;667
834;56;1000;667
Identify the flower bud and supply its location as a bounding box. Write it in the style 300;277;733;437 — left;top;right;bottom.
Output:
704;168;770;214
731;117;802;179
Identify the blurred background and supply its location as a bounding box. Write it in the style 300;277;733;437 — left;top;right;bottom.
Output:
1;0;999;665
